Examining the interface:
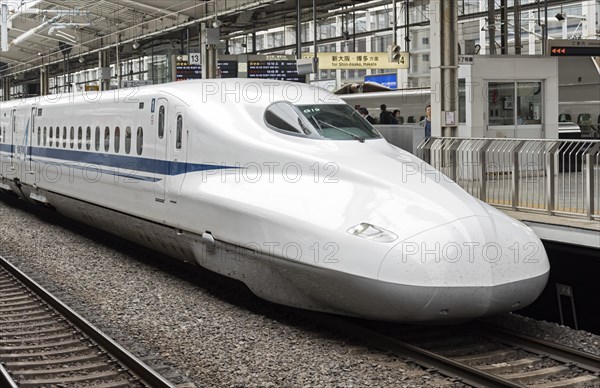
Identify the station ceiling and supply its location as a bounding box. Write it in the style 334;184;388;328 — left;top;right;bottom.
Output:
0;0;378;76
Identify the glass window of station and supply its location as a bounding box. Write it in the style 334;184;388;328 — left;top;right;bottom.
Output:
488;82;543;126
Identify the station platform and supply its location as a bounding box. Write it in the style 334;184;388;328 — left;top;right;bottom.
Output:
500;209;600;249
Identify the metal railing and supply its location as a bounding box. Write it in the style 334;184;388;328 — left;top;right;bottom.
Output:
417;138;600;220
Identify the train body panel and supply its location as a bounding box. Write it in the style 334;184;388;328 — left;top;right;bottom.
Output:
0;79;549;322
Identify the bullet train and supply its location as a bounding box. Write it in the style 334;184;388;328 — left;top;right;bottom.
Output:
0;79;549;322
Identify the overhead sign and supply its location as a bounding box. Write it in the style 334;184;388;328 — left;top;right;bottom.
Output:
303;52;409;70
548;39;600;57
247;55;303;82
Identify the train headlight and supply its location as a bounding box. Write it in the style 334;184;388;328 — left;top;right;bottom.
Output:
347;223;398;243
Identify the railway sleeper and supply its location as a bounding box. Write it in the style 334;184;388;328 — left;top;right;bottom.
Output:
0;324;71;337
6;352;104;368
0;313;58;325
0;303;44;312
0;338;83;351
435;343;493;357
12;361;116;377
0;345;94;359
17;370;124;387
1;331;79;344
499;365;570;384
453;348;519;364
476;357;542;373
0;294;30;302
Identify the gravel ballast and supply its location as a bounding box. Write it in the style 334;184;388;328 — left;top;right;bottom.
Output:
1;195;598;387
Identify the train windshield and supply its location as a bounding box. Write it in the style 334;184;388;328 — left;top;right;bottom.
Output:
298;105;382;141
264;102;381;141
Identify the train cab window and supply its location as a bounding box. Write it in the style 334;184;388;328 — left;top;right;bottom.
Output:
136;127;143;155
125;127;131;154
56;127;60;147
43;127;47;146
94;127;100;151
62;127;67;148
158;106;165;139
298;104;382;141
77;126;83;149
104;127;110;152
265;102;381;141
86;127;91;150
49;127;53;147
114;127;120;153
70;127;75;149
176;115;182;149
37;126;41;146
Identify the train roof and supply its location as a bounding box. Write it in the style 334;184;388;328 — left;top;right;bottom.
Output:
158;79;345;108
0;79;346;110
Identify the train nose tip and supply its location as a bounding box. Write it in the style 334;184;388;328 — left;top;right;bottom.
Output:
376;215;549;322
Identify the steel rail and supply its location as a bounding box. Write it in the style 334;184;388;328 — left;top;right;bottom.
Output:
0;363;18;388
0;254;175;388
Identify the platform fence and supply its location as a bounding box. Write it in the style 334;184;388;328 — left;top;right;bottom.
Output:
417;138;600;220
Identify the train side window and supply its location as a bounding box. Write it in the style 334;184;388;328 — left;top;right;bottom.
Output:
125;126;131;154
77;126;83;149
137;127;143;155
86;126;91;150
158;105;165;139
63;127;67;148
70;127;75;149
176;115;182;149
49;127;53;147
94;127;100;151
37;126;41;146
114;127;120;153
104;127;110;152
43;127;47;146
56;127;60;147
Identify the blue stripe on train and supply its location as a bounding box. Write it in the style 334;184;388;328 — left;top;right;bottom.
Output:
0;144;239;179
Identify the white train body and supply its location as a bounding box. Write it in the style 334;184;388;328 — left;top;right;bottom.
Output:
0;80;549;322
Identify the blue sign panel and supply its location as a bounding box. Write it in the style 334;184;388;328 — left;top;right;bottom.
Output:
364;73;397;89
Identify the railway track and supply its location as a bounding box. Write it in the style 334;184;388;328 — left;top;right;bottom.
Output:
0;254;175;388
309;314;600;387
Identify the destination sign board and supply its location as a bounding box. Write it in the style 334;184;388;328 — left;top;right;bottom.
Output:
303;52;409;70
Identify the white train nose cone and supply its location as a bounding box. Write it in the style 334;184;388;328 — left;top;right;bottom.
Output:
376;215;550;322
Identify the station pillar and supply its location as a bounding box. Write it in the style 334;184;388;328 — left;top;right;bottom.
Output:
99;49;110;91
40;66;49;96
201;23;219;79
430;0;458;137
2;77;11;101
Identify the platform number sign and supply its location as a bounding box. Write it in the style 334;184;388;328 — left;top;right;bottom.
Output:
189;53;201;66
458;55;474;65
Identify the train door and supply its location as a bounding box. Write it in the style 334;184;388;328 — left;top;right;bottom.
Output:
28;106;36;172
166;106;188;204
9;109;17;169
154;98;168;203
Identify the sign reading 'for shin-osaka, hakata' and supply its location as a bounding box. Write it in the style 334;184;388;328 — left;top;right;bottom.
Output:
302;52;409;70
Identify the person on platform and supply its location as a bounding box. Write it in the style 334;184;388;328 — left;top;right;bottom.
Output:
392;109;403;124
421;104;432;138
359;107;376;124
379;104;398;124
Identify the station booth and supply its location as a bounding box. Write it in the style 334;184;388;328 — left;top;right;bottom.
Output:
457;55;559;140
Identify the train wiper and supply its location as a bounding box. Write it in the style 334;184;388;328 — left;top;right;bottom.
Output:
312;117;365;143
